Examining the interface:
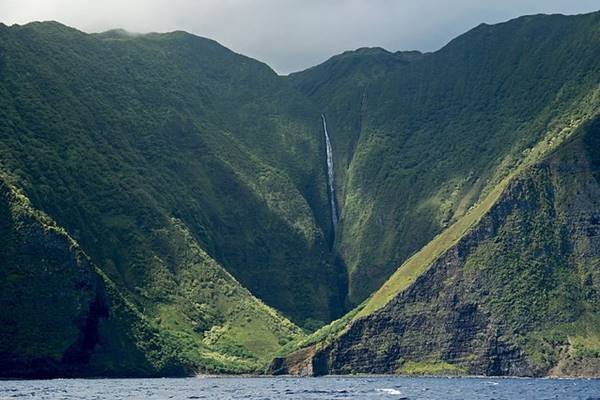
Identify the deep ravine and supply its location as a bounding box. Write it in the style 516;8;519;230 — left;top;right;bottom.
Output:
321;114;339;232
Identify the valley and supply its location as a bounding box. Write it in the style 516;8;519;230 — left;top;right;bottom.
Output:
0;10;599;378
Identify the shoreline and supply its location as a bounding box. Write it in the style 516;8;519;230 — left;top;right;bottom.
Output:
2;374;599;381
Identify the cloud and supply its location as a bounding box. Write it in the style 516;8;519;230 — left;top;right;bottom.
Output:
0;0;597;74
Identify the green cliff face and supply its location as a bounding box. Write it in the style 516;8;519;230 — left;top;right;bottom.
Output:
1;10;600;378
271;11;600;377
272;117;600;377
290;11;600;305
0;21;347;328
0;176;106;377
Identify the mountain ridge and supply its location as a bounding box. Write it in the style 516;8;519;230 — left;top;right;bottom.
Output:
288;8;600;305
270;9;600;377
0;10;599;377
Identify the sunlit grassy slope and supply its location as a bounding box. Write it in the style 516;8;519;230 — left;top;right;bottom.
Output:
359;92;600;317
0;172;304;377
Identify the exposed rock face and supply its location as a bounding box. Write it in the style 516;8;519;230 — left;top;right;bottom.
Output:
274;119;600;377
268;347;320;376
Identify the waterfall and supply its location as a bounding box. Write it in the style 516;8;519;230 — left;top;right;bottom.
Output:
321;114;339;230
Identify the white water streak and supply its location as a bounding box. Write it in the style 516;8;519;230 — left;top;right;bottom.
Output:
321;114;339;230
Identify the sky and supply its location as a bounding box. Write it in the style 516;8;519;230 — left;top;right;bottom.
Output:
0;0;598;74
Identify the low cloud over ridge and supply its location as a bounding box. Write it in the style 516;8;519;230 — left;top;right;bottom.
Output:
1;0;598;74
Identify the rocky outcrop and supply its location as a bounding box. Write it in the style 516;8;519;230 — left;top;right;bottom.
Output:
268;346;321;376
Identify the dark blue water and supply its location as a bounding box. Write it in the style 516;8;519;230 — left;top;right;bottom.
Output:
1;376;599;399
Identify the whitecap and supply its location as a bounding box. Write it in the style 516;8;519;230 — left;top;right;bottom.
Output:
376;388;403;395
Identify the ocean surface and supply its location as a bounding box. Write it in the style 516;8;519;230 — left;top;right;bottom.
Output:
1;376;600;399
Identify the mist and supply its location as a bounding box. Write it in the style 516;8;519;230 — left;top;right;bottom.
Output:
1;0;598;74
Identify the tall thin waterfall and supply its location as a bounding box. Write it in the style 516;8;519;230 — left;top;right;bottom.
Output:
321;114;339;230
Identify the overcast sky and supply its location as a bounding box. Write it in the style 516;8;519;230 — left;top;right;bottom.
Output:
1;0;598;74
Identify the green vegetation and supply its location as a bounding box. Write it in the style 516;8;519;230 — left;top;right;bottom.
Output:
273;11;600;377
358;87;600;318
290;11;600;305
278;115;600;377
276;301;367;357
0;173;303;376
2;10;600;378
397;361;465;376
525;314;600;371
0;21;345;329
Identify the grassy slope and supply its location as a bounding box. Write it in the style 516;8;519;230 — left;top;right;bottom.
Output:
359;88;600;318
460;120;600;374
0;171;304;376
290;11;600;305
0;21;347;327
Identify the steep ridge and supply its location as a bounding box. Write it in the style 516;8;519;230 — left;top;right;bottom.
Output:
0;21;346;327
0;174;178;377
0;172;303;377
271;115;600;377
271;11;600;376
289;11;600;305
0;174;109;377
